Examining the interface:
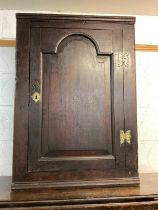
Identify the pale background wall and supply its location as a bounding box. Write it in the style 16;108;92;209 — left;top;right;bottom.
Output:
0;0;158;16
0;10;158;175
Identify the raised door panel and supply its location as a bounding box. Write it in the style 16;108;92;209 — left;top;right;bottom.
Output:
42;38;111;155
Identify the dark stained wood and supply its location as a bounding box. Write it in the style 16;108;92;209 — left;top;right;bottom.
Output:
2;203;158;210
1;174;158;209
29;31;116;173
112;29;125;170
28;26;42;171
43;37;111;153
16;13;135;23
123;24;138;176
12;13;138;190
12;18;30;182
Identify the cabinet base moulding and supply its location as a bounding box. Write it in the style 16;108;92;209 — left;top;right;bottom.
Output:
12;177;140;190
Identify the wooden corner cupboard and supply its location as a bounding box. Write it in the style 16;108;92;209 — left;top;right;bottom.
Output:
12;13;139;190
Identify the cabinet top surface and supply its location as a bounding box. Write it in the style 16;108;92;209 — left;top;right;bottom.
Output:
16;13;135;23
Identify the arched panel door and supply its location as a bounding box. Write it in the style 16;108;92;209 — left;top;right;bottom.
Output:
28;26;125;183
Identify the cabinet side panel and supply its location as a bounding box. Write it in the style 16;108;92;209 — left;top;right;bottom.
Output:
123;24;138;176
12;19;30;182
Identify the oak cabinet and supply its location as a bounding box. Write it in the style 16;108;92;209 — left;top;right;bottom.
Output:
12;14;139;190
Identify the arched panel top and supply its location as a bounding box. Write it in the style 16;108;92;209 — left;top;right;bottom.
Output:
41;28;113;54
55;33;100;54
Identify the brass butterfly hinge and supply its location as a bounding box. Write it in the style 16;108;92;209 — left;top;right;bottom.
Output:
120;130;131;145
117;52;129;68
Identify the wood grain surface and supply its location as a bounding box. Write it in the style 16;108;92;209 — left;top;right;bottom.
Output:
0;174;158;209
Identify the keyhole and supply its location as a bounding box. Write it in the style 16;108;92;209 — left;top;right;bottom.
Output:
31;91;40;103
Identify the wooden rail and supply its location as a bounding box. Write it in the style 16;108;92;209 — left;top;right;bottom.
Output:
0;39;16;47
136;44;158;51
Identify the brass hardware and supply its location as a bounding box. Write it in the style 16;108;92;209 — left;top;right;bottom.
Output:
31;91;41;103
31;80;40;103
32;80;40;92
120;130;131;145
117;52;129;67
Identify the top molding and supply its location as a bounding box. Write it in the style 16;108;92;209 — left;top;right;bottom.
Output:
16;13;135;24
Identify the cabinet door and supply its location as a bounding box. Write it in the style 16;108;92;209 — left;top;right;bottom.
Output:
28;26;125;179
